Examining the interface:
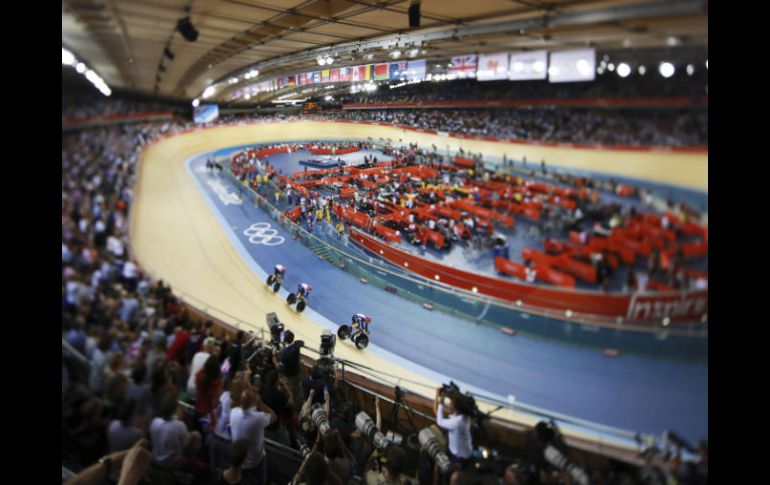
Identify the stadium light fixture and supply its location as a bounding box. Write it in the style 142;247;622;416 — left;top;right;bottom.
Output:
705;59;708;70
62;48;75;65
76;62;86;74
616;63;631;78
202;86;216;98
577;59;591;76
607;63;615;72
390;49;402;59
192;99;200;107
686;64;694;75
638;65;646;75
659;62;675;78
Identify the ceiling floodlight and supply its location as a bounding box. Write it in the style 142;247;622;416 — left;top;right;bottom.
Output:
686;64;695;75
513;62;523;72
76;62;86;74
577;59;590;76
638;65;646;75
607;63;615;72
659;62;675;78
390;49;402;59
533;61;545;73
202;86;216;98
192;99;200;107
62;48;75;65
616;63;631;78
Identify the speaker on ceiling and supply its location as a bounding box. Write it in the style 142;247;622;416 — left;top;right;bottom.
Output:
177;17;199;42
409;1;420;28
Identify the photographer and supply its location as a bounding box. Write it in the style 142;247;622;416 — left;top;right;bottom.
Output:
364;444;412;485
433;388;473;470
276;330;305;405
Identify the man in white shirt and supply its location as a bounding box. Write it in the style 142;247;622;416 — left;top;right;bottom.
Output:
230;389;276;485
434;388;473;469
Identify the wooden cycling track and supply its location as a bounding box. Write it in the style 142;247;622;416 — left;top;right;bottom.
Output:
129;120;707;460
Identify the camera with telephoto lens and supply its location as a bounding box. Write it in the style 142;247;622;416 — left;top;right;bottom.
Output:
535;421;589;485
296;435;311;458
418;427;453;475
310;403;332;437
355;411;391;451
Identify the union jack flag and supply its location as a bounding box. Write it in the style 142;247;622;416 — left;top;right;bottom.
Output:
450;55;477;77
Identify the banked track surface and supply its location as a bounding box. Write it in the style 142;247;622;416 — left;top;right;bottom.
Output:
130;121;708;457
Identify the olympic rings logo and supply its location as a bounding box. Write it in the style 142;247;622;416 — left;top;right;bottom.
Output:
243;222;285;246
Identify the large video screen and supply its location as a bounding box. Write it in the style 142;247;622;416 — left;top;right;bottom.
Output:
548;49;596;83
194;104;220;123
508;50;548;81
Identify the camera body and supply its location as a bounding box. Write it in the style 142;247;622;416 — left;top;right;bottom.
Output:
320;330;336;357
440;381;483;425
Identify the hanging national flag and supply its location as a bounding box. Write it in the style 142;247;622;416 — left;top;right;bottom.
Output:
351;66;361;82
288;75;296;87
330;68;339;82
321;70;330;82
374;63;389;80
389;61;407;80
339;67;351;82
477;52;509;81
450;55;478;78
361;65;372;81
406;59;426;80
312;71;321;84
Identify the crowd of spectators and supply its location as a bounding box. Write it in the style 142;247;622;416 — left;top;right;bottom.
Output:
324;108;707;147
334;75;707;106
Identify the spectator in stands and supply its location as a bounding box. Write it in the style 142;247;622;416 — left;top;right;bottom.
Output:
331;401;357;449
260;368;294;446
126;362;151;418
108;399;144;452
150;392;197;468
66;438;153;485
172;432;212;484
365;444;411;485
188;336;218;400
196;355;224;423
230;389;277;485
217;438;250;484
293;451;340;485
89;334;113;393
167;323;191;365
278;330;305;406
322;428;353;484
